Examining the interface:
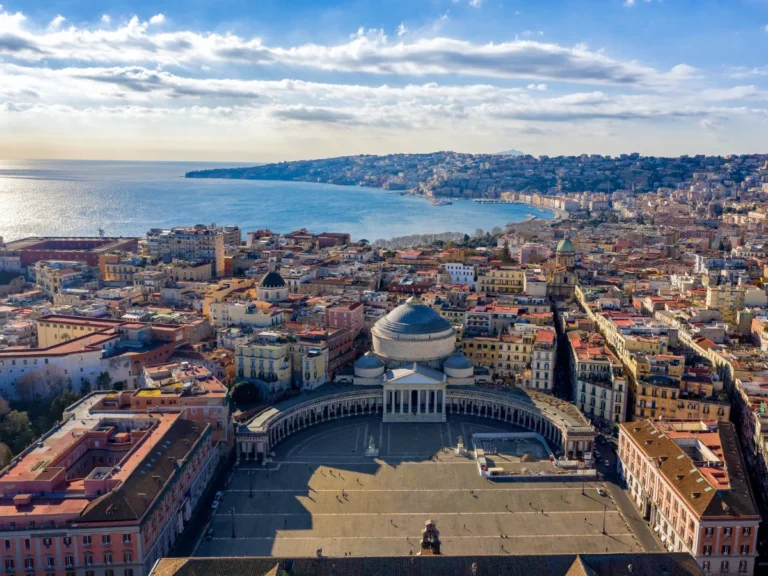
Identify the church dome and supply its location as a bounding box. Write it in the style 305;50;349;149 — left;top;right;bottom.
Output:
375;295;453;336
259;271;286;288
355;351;385;369
371;295;456;367
443;351;473;370
556;238;575;254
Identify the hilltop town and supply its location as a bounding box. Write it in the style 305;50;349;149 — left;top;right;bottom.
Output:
186;151;766;201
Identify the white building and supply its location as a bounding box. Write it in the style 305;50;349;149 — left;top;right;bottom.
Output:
443;263;476;289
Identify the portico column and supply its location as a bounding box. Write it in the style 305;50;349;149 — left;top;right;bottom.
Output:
429;390;435;413
400;390;404;414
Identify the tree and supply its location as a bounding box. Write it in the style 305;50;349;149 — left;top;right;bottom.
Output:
15;372;45;403
491;226;503;236
231;381;260;406
501;241;512;263
474;228;485;238
51;390;82;421
96;371;113;391
60;332;71;342
0;411;37;455
0;443;11;468
80;378;92;395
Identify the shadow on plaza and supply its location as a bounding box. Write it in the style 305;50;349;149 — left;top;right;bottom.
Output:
199;414;534;557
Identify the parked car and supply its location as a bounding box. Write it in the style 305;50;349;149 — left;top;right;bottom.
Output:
215;491;223;501
597;488;607;497
604;459;610;467
205;528;214;540
594;450;601;459
211;500;219;510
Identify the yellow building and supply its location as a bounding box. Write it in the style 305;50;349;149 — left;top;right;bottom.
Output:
706;284;745;324
235;336;292;392
460;330;535;384
477;266;525;295
235;333;329;392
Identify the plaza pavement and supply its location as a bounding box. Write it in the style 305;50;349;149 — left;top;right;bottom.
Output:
195;415;647;558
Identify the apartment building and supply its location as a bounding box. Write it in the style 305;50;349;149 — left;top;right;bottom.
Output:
0;395;216;576
619;420;760;575
208;301;285;329
532;329;557;392
146;226;225;276
568;330;628;424
443;262;476;289
235;331;328;393
34;261;95;297
325;301;364;337
706;285;746;325
477;266;525;295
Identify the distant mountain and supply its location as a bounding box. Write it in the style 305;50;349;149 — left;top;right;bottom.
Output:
493;149;525;156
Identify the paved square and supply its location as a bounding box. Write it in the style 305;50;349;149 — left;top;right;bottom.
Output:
196;416;645;558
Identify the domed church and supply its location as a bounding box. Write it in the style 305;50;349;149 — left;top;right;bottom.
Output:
350;295;477;422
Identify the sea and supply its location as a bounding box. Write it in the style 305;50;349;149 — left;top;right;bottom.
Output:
0;160;552;242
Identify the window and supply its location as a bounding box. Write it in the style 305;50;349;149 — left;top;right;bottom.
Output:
741;543;750;555
123;534;132;545
86;572;95;576
702;562;710;572
704;527;714;537
4;540;9;551
102;534;111;545
739;560;748;573
84;554;93;566
742;527;751;536
45;556;54;568
724;527;732;537
722;544;731;555
43;538;52;548
704;544;712;556
65;556;74;567
5;559;13;570
83;535;92;546
105;571;115;576
63;537;71;547
24;558;33;570
104;551;113;564
721;561;729;573
123;551;132;563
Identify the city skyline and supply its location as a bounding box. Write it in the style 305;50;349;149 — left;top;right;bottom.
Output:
1;0;767;161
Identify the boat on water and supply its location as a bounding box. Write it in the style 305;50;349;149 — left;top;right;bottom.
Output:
428;197;453;206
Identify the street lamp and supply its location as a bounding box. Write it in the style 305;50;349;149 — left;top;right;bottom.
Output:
231;507;236;539
602;504;607;535
249;471;253;498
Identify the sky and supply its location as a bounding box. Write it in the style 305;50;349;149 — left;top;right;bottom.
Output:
0;0;767;161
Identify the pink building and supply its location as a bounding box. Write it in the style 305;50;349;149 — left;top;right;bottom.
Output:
0;394;218;576
325;301;364;338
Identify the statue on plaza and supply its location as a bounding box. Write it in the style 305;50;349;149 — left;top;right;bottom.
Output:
365;433;379;457
455;434;466;456
418;520;441;555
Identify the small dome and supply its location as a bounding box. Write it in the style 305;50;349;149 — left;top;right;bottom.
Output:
259;271;286;288
355;352;385;369
375;295;453;336
443;351;473;370
556;238;575;254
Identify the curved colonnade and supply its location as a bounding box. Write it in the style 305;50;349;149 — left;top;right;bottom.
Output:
237;389;595;461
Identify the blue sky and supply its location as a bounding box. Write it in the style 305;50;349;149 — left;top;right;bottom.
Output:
0;0;767;160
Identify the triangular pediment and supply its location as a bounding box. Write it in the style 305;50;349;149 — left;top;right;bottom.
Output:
384;363;446;386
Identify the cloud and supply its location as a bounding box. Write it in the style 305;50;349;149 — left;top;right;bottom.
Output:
527;83;548;91
101;14;110;24
0;8;692;88
149;14;165;25
271;105;358;124
469;0;484;7
48;15;65;30
396;23;407;37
